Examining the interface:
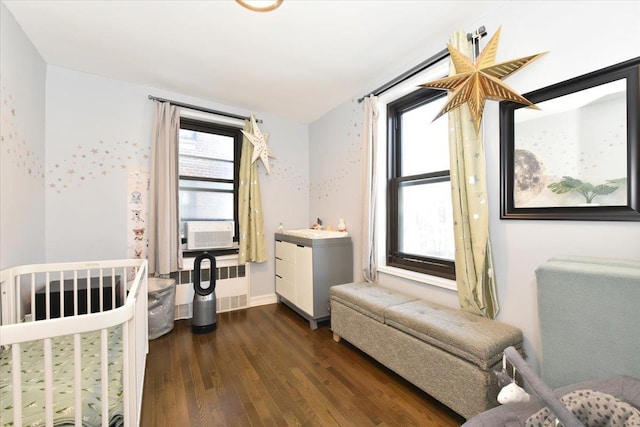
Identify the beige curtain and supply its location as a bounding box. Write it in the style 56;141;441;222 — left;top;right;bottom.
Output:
361;95;379;283
238;116;267;263
148;101;183;275
448;31;499;319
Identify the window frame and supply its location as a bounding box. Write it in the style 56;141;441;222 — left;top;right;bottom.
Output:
386;88;456;280
179;117;243;256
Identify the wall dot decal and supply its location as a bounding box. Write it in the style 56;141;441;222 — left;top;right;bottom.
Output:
0;80;45;181
310;98;364;201
46;138;151;193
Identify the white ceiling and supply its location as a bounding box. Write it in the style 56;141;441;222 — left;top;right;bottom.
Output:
3;0;509;123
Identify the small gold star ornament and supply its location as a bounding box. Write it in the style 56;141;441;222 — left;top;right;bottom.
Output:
420;27;547;132
241;115;275;174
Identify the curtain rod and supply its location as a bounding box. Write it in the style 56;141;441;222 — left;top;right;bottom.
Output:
358;48;449;103
357;26;487;103
147;95;262;123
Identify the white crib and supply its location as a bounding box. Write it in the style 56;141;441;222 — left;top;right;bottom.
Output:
0;259;148;427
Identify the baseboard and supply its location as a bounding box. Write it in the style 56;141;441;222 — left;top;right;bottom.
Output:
250;293;278;307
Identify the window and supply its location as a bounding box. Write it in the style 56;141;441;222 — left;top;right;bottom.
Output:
387;88;455;279
178;117;243;250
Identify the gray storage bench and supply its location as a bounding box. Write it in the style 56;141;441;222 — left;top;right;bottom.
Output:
330;282;523;420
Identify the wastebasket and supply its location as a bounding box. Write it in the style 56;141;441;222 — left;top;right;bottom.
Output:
147;277;176;340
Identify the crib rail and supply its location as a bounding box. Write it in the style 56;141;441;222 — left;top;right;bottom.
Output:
0;259;148;427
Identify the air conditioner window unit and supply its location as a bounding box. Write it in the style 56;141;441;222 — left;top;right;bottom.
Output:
186;221;235;250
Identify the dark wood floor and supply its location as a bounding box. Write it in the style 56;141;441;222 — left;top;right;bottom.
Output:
140;303;466;427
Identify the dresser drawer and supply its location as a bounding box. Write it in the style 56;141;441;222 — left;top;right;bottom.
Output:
275;258;295;282
275;240;296;262
276;276;296;302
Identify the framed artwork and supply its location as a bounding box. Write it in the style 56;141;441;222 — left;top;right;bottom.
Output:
500;57;640;221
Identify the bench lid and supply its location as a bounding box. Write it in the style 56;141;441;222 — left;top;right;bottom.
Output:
330;282;417;323
385;300;522;369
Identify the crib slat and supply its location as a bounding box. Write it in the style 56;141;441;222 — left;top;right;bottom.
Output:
15;275;22;323
54;271;64;319
30;274;35;322
110;268;116;311
11;343;23;427
122;267;127;307
123;320;131;425
45;272;50;320
49;272;55;320
13;275;19;324
74;333;82;426
44;337;53;427
78;270;91;315
60;271;66;319
112;268;117;309
101;328;109;427
94;269;104;313
111;268;119;308
71;272;78;316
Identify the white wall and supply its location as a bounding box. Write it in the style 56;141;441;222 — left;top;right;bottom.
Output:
45;66;152;262
44;66;309;300
309;99;364;278
249;115;309;298
0;3;46;269
309;0;640;374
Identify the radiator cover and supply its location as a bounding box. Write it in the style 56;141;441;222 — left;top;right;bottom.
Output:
173;255;249;319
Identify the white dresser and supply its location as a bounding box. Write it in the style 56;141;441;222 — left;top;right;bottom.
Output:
275;232;353;329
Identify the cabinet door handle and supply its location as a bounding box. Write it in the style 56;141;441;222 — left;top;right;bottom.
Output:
275;257;282;260
275;274;282;279
297;244;305;248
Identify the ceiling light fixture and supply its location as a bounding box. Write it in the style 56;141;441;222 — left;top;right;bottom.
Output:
235;0;283;12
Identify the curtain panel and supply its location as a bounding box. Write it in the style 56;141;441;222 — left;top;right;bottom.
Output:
361;95;379;283
148;101;183;275
448;31;499;319
238;117;267;264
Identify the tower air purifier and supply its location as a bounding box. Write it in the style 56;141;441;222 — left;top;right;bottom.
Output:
191;253;217;333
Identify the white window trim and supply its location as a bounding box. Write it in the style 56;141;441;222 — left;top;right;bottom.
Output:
377;265;458;291
374;57;457;292
181;253;240;270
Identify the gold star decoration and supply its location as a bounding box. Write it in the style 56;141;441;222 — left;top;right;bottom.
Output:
241;115;275;174
420;27;547;132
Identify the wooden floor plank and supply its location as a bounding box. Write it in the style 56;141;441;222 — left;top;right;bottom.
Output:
141;303;466;427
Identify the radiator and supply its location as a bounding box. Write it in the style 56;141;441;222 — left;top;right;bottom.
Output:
171;255;250;319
